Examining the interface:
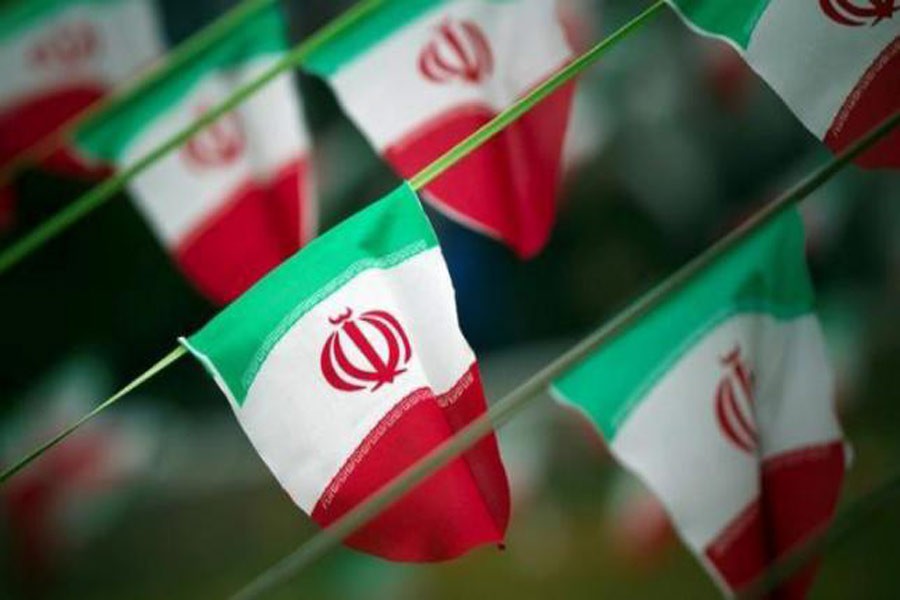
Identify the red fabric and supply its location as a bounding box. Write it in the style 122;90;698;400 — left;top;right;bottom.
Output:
311;364;510;562
760;441;846;599
705;499;769;593
703;441;845;598
0;184;16;232
385;81;575;258
825;35;900;169
0;86;111;177
175;157;311;305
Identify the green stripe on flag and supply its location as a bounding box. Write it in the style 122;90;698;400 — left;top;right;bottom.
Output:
667;0;771;49
181;183;438;406
303;0;446;76
72;3;288;162
552;209;814;440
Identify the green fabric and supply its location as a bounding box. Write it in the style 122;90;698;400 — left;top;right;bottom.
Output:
552;209;814;440
0;0;127;41
72;2;287;162
666;0;772;49
304;0;445;77
181;183;439;406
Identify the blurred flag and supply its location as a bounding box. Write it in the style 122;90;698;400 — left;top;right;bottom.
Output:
0;0;163;227
667;0;900;168
552;210;846;597
306;0;576;258
73;4;315;304
603;472;674;570
180;184;510;561
1;357;158;595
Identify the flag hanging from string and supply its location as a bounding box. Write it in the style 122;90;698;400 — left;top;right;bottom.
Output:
666;0;900;169
180;183;510;562
0;0;164;225
553;209;847;597
72;3;315;304
305;0;576;258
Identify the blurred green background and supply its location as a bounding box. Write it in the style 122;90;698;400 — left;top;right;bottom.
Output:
1;0;899;598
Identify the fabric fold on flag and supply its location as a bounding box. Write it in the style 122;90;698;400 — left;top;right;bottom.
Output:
552;209;846;597
666;0;899;169
73;4;315;304
305;0;576;258
180;183;510;561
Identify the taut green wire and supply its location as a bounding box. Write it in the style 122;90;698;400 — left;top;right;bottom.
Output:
0;0;386;276
0;0;278;186
0;346;186;484
0;0;654;488
409;0;666;191
232;107;900;600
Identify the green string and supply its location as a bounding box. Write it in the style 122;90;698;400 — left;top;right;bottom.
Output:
409;0;666;191
231;108;900;600
0;346;187;484
0;0;666;490
0;0;386;276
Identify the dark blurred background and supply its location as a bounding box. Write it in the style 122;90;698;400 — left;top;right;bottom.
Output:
1;0;899;598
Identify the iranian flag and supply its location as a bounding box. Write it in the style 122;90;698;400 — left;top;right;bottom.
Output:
180;183;510;561
667;0;900;168
73;5;315;304
553;210;846;597
305;0;575;258
0;0;163;175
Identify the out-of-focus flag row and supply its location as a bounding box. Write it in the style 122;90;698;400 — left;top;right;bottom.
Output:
3;0;897;596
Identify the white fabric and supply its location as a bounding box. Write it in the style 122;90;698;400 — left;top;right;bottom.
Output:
329;0;572;150
0;0;163;109
121;60;312;247
610;313;839;553
746;0;899;137
233;248;475;512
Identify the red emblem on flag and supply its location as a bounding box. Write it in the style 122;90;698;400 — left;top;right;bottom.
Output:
714;346;758;454
320;308;413;392
418;18;494;85
819;0;899;26
182;106;246;168
29;21;100;68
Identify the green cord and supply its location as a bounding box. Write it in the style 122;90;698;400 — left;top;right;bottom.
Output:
0;0;386;276
232;107;900;600
410;1;666;190
0;0;665;491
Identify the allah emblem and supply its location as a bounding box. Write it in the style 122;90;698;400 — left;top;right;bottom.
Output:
418;18;494;85
182;106;246;168
819;0;899;26
29;21;100;68
714;346;758;454
320;308;412;392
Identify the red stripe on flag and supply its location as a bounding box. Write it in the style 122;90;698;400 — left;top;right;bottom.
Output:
760;440;846;599
175;156;312;304
384;81;575;258
825;35;900;169
704;498;769;592
0;86;112;177
311;363;510;562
